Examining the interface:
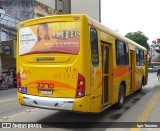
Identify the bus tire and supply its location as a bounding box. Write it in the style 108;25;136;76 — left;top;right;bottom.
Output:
138;83;143;92
138;77;144;92
115;85;125;109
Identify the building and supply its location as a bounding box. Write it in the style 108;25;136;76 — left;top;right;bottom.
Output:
0;7;19;73
0;0;60;21
34;0;58;18
149;39;160;62
71;0;101;22
55;0;71;14
0;0;34;21
0;0;101;38
55;0;101;22
0;8;19;42
0;0;101;75
0;0;59;74
0;0;62;42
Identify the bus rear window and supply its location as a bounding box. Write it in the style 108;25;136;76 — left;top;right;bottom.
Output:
19;22;80;55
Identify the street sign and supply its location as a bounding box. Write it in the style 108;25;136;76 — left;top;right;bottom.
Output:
22;87;27;94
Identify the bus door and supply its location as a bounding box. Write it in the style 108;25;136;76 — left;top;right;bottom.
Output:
130;50;135;92
101;43;110;105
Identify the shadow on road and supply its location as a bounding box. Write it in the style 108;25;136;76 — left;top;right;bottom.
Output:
36;89;147;129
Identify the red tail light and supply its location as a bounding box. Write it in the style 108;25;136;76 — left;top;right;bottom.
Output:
76;73;85;98
17;72;22;93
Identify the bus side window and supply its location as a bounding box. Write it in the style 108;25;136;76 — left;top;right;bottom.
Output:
140;50;144;66
136;48;144;66
116;40;128;66
90;28;99;66
136;48;140;66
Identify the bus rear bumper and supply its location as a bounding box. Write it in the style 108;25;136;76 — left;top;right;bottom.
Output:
22;94;74;111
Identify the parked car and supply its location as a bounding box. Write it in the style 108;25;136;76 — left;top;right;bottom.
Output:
148;67;155;72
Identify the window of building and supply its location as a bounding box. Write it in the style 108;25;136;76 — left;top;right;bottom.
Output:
116;40;129;65
90;28;99;66
1;31;7;41
59;10;63;13
36;13;44;17
45;7;48;12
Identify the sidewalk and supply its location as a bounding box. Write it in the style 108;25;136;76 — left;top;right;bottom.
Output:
107;84;160;131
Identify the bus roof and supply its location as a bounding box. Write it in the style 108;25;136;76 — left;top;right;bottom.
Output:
86;15;147;51
19;14;147;51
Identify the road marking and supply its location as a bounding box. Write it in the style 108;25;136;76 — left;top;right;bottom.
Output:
137;92;160;122
129;92;160;131
9;108;38;119
0;97;17;104
1;116;9;120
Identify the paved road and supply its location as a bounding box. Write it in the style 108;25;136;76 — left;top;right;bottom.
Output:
0;88;34;118
143;72;158;91
0;72;158;130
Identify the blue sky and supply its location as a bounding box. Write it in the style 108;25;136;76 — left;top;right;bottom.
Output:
101;0;160;44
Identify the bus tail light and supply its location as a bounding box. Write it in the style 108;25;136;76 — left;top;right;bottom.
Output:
76;73;85;98
17;72;22;93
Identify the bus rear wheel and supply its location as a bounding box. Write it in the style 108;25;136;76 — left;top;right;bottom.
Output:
138;77;144;92
115;85;125;109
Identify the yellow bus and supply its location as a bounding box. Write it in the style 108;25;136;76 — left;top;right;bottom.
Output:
17;14;148;113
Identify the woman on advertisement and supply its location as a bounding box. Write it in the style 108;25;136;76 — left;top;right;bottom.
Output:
36;23;50;44
31;23;52;52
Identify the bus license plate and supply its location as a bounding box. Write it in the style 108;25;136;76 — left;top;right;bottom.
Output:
40;90;52;95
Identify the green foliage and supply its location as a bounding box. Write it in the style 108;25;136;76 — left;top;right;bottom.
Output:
125;31;150;51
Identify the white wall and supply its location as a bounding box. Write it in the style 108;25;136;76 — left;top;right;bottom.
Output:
1;31;7;42
71;0;101;22
0;9;5;14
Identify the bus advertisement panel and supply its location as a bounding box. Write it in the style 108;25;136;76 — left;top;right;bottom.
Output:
19;22;80;56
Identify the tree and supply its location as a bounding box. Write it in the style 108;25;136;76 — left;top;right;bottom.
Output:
125;31;150;51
